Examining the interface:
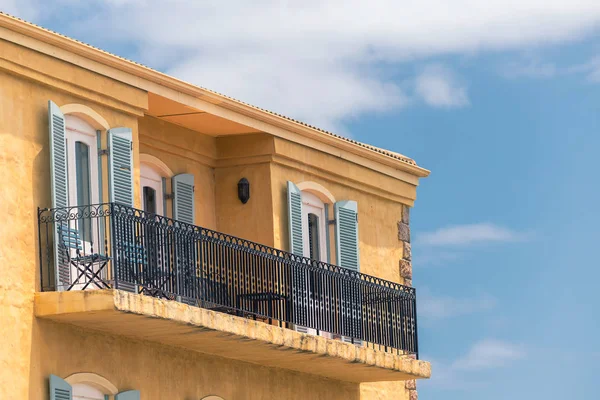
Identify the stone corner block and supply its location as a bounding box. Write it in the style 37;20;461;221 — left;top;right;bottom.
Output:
409;390;418;400
398;222;410;243
399;259;412;280
405;380;417;390
402;241;412;261
402;205;410;224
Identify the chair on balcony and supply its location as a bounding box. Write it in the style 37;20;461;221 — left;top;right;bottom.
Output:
58;223;110;290
115;236;178;300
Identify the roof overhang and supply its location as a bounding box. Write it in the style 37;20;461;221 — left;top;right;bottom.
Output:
0;12;430;180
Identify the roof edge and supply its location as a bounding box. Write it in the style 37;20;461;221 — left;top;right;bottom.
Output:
0;12;430;178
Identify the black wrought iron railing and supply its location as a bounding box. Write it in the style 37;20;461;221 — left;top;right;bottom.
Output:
38;203;418;357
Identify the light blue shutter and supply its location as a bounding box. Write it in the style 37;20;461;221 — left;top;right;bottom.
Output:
172;174;195;224
49;374;72;400
108;127;134;206
334;201;361;342
48;101;70;290
48;101;68;209
115;390;140;400
334;201;359;271
287;181;303;256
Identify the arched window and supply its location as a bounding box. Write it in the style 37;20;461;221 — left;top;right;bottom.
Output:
301;191;327;262
139;154;173;217
65;115;100;242
65;373;118;400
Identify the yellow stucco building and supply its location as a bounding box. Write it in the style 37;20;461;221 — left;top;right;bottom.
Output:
0;12;430;400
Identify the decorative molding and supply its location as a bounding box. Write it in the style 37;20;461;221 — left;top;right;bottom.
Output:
139;153;174;177
64;372;118;395
296;181;336;204
61;103;110;131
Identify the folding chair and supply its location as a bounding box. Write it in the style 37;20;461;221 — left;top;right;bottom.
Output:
58;223;110;291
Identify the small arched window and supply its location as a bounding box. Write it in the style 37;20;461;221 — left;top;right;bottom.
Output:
140;162;165;216
64;373;119;399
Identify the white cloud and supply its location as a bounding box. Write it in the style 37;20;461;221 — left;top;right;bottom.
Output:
502;59;558;79
419;290;496;320
415;223;526;246
566;56;600;82
415;64;469;108
452;339;525;370
422;339;524;390
9;0;600;128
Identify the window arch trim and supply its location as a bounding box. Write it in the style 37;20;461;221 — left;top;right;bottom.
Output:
65;373;118;395
139;153;174;178
60;104;110;131
296;181;336;204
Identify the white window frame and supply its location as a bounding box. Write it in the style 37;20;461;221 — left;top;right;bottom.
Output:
66;115;100;211
140;163;165;216
73;383;106;400
301;191;328;262
65;116;102;291
298;191;331;338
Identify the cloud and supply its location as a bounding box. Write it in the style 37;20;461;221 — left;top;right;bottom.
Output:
422;339;525;390
11;0;600;130
415;223;526;247
566;56;600;82
419;290;496;320
502;59;558;79
452;339;525;370
415;64;469;108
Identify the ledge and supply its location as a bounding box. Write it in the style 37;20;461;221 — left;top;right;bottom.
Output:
35;290;430;383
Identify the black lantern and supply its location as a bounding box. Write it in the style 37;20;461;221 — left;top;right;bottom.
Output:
238;178;250;204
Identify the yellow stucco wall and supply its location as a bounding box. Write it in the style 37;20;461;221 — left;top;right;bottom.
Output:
29;320;365;400
0;34;421;399
214;134;277;246
138;115;217;228
270;139;412;283
0;56;144;397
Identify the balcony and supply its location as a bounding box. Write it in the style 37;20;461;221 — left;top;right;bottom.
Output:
37;203;428;382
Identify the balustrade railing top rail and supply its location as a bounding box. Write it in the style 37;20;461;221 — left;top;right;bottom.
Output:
38;203;419;357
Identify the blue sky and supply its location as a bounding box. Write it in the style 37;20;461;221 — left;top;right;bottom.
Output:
4;1;599;398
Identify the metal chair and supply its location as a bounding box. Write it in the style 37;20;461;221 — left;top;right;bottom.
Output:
58;223;110;290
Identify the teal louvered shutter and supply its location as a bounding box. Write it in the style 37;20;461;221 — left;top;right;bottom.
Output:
49;374;72;400
287;181;303;256
108;127;134;206
115;390;140;400
172;174;195;224
48;101;69;209
334;201;359;271
334;200;361;341
48;101;70;290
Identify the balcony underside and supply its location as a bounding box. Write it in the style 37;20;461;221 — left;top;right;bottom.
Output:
35;290;430;383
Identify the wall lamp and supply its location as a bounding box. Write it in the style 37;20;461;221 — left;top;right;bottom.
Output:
238;178;250;204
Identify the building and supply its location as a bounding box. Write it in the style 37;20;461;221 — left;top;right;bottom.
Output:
0;11;431;400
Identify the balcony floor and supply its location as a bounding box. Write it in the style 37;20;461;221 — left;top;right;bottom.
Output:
35;290;430;383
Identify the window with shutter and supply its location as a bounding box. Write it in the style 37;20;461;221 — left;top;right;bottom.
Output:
334;200;362;343
108;127;134;207
334;200;359;271
49;374;72;400
172;173;195;224
140;163;165;216
48;101;70;291
286;181;304;256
